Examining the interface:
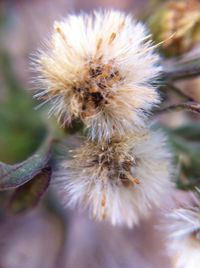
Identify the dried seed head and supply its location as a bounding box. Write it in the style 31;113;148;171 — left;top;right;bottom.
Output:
56;130;172;227
33;10;161;141
149;0;200;57
166;203;200;268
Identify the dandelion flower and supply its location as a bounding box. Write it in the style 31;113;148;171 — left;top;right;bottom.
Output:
56;130;172;227
34;10;161;141
166;204;200;268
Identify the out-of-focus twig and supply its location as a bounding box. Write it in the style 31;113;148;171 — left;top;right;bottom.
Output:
164;83;192;100
164;66;200;81
156;101;200;114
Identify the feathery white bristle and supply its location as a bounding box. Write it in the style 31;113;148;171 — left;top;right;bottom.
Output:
55;130;172;227
33;10;161;141
166;205;200;268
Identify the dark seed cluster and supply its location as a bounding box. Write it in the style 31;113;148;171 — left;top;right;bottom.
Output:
72;61;122;119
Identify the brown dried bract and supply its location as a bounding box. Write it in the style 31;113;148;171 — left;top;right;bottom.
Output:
73;138;140;187
71;60;122;119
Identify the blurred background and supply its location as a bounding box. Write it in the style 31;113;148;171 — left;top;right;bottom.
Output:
0;0;200;268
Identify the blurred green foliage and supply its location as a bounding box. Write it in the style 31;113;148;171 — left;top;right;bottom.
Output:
166;124;200;190
0;52;46;164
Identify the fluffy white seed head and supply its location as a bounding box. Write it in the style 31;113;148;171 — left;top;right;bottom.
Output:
55;130;172;227
33;10;161;141
166;205;200;268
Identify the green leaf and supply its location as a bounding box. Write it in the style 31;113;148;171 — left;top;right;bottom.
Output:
0;138;52;190
8;167;51;213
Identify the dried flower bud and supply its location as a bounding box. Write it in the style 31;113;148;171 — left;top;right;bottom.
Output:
149;0;200;57
33;10;161;141
166;204;200;268
56;130;172;227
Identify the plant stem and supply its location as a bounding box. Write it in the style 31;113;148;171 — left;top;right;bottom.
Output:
156;101;200;114
165;83;192;100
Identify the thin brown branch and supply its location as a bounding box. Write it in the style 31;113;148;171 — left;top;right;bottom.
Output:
165;83;192;100
156;101;200;114
164;66;200;81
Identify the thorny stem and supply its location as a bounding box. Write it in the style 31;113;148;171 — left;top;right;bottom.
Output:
156;101;200;114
